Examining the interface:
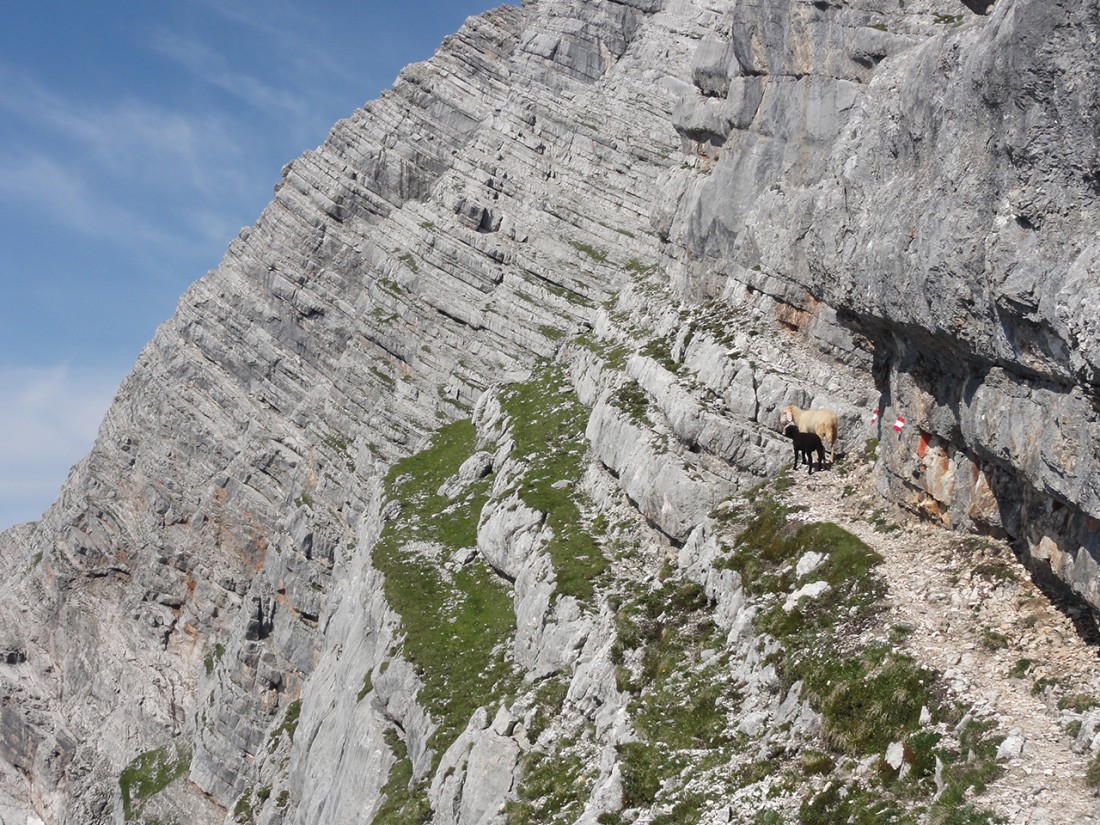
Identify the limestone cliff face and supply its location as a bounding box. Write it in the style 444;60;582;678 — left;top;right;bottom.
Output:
0;0;1098;823
662;0;1100;606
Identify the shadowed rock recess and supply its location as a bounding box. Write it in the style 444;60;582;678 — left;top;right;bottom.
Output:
2;0;1100;822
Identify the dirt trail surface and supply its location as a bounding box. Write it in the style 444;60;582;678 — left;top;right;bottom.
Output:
779;458;1100;825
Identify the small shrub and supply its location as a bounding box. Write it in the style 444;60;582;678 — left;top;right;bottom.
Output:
610;380;651;427
1058;694;1100;713
861;438;880;463
980;628;1010;651
1008;658;1033;678
800;749;834;775
1087;754;1100;789
618;742;675;808
1031;676;1063;696
889;624;915;644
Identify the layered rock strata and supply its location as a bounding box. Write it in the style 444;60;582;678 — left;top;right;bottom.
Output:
0;0;1098;822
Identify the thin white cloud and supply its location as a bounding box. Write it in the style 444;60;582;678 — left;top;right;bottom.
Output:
149;30;313;121
187;0;369;92
0;152;183;251
0;365;124;529
0;63;248;198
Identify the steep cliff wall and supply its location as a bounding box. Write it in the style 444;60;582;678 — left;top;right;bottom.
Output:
1;0;1098;823
661;0;1100;608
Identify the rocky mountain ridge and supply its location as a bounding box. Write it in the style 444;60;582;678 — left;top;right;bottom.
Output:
1;0;1099;822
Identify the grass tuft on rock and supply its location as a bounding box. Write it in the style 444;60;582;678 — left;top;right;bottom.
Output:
374;418;517;760
374;728;431;825
118;746;192;822
498;363;608;602
716;477;1004;823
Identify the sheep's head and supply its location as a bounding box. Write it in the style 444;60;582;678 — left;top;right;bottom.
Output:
779;406;795;427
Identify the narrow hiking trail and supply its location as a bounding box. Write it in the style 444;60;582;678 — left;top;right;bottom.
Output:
779;457;1100;825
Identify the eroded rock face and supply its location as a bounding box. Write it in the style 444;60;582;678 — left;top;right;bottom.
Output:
0;0;1098;822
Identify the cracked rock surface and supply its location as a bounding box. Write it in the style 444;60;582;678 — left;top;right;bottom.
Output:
1;0;1100;822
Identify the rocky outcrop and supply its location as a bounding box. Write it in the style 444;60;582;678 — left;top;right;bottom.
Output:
1;0;1099;822
661;0;1100;606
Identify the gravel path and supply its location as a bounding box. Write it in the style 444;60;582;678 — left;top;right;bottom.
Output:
781;459;1100;825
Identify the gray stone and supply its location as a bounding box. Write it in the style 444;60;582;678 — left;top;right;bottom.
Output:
1;0;1099;822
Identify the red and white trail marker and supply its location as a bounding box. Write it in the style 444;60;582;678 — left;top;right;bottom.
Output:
870;408;879;426
893;416;906;433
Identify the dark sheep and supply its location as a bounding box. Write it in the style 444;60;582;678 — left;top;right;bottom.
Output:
780;404;838;465
784;424;826;474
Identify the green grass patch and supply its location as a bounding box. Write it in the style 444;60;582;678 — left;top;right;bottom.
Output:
609;380;651;427
374;728;431;825
527;273;595;308
119;746;192;821
397;252;420;273
716;477;1003;822
861;438;880;463
618;741;681;808
234;786;256;824
505;748;590;825
526;677;570;743
640;337;679;375
870;510;901;533
267;698;302;754
357;670;374;702
606;574;742;819
570;240;608;263
203;642;225;677
498;364;609;602
539;324;566;342
373;418;517;761
652;793;707;825
574;332;632;373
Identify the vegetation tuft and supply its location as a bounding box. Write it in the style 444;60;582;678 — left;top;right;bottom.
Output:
374;418;517;760
497;363;609;601
119;746;192;822
374;728;431;825
610;380;651;427
712;477;1004;823
505;747;591;825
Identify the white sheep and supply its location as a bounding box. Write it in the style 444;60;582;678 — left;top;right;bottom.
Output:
780;404;838;465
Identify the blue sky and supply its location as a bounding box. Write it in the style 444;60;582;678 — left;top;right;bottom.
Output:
0;0;514;529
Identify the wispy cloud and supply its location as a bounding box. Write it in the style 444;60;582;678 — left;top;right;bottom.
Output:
0;59;259;268
0;151;182;249
0;63;248;197
148;29;313;120
186;0;372;92
0;365;124;529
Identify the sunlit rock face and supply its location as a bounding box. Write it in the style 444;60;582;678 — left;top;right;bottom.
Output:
1;0;1099;822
